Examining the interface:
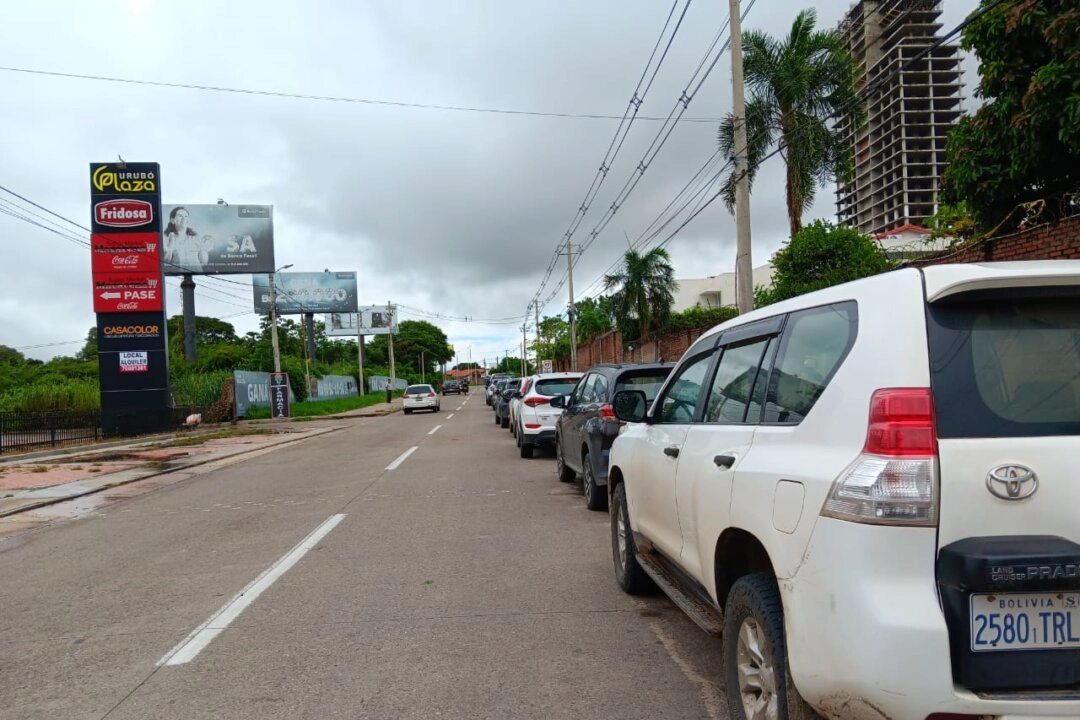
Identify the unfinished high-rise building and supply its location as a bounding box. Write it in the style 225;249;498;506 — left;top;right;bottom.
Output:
835;1;964;236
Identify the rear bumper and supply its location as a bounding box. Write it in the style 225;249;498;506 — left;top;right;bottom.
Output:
521;429;556;446
784;519;1080;720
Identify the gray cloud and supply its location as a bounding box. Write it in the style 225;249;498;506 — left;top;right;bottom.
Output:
0;0;980;364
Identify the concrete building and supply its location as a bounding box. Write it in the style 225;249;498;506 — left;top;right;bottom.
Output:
835;0;964;236
672;264;776;312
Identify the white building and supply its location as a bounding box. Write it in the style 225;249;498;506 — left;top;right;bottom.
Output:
672;264;776;312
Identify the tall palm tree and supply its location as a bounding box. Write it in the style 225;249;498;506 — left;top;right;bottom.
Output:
602;247;677;345
718;8;863;238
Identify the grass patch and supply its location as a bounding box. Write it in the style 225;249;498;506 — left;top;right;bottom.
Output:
30;466;47;473
88;468;101;473
243;392;393;419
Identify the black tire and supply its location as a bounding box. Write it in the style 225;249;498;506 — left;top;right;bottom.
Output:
501;415;509;429
611;483;651;595
582;450;607;512
494;412;501;425
519;439;534;458
555;438;576;483
404;409;411;415
723;573;819;720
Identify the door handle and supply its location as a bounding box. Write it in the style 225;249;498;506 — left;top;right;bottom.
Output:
714;454;736;469
664;446;680;458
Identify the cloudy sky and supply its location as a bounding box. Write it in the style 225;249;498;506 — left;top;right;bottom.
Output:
0;0;980;366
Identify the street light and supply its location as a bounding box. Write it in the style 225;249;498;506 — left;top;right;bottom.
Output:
269;263;293;373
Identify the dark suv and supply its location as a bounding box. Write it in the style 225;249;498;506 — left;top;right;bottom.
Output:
442;380;463;395
552;362;673;510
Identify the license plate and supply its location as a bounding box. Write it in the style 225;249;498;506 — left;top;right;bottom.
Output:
970;592;1080;652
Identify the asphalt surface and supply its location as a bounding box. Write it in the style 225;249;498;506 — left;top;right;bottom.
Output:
0;395;727;720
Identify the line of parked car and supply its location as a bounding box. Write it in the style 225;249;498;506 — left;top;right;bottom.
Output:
483;261;1080;720
483;362;674;511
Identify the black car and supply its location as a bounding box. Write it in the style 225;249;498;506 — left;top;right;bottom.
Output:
442;380;463;395
494;378;524;428
552;362;674;511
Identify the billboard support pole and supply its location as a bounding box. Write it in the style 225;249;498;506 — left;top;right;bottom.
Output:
304;312;316;363
387;302;396;392
357;323;365;394
181;274;197;363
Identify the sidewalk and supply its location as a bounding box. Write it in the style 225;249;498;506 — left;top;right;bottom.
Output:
0;397;403;520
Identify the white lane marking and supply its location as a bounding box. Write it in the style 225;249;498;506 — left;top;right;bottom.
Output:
447;413;455;419
158;513;346;667
428;425;442;435
386;446;418;470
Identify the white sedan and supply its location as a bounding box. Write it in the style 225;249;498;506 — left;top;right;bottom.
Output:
402;384;440;414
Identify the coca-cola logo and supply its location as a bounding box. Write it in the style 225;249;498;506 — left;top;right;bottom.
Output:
111;255;141;266
115;302;140;310
95;199;153;228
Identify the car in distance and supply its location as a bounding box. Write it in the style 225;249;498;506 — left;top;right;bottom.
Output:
607;261;1080;720
402;384;440;414
442;380;464;395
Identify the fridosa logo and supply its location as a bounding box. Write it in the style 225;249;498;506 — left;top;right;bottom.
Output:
96;199;153;227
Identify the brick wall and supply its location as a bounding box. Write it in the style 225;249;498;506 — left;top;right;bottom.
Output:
910;215;1080;266
554;326;712;371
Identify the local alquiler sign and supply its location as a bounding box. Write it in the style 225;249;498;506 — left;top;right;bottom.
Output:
90;162;171;436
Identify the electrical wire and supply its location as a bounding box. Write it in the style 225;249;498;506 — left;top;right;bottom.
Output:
0;65;723;124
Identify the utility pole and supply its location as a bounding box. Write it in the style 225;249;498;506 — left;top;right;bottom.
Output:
521;320;527;377
562;239;578;371
269;273;281;374
387;301;396;392
534;302;541;372
729;0;754;314
356;316;365;395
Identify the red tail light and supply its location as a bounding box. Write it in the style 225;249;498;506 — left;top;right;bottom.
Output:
428;392;436;397
863;388;936;456
524;397;548;407
599;403;619;423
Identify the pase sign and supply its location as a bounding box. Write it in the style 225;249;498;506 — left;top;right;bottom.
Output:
95;199;152;228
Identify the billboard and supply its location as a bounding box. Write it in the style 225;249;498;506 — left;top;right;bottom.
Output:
160;204;275;275
253;272;358;315
90;161;171;436
324;305;399;336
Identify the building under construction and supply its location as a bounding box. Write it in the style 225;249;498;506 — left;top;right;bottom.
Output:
835;0;964;236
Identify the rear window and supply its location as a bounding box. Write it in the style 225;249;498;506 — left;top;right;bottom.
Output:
928;288;1080;438
406;385;431;395
615;370;672;403
534;378;579;396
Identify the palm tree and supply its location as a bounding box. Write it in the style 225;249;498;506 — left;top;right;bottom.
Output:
718;8;863;238
602;247;678;345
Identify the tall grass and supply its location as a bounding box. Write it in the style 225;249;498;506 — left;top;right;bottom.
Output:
0;378;100;412
171;370;232;406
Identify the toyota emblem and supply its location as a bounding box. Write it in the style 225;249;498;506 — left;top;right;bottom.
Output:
986;464;1039;501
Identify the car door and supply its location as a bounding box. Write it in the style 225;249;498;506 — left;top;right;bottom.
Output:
676;328;780;586
561;374;598;474
629;350;717;564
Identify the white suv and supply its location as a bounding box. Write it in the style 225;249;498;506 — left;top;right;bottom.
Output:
607;261;1080;720
512;372;583;458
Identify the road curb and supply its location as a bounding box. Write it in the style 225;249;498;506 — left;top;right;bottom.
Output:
0;425;345;520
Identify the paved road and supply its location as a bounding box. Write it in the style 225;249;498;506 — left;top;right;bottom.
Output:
1;395;726;720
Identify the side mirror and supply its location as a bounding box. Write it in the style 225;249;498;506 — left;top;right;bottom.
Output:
513;391;523;399
549;395;567;409
612;389;649;423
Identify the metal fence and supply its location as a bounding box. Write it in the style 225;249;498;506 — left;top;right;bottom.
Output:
0;410;103;455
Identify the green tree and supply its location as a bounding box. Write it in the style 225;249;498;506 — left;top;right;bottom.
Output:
760;220;893;305
603;247;678;344
379;320;453;377
718;8;863;237
941;0;1080;229
574;297;616;341
76;327;98;362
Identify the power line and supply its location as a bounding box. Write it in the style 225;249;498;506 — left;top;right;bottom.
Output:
0;65;724;124
537;0;756;314
532;0;694;307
